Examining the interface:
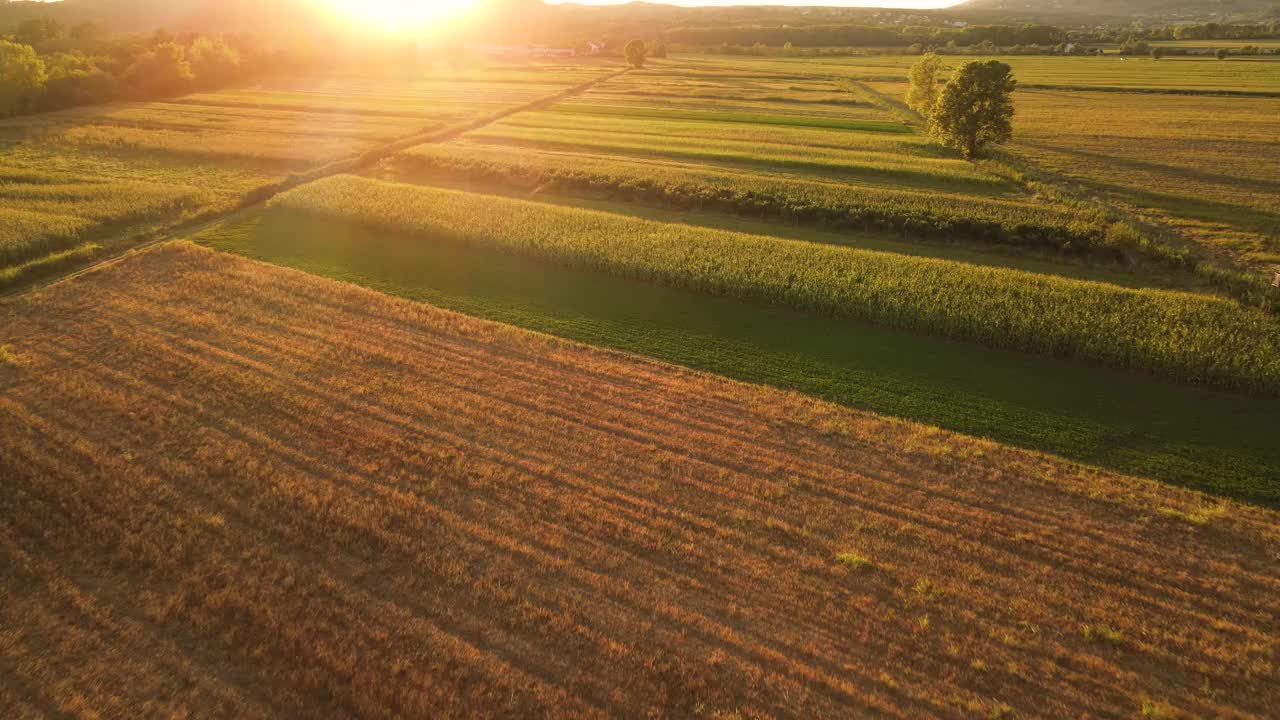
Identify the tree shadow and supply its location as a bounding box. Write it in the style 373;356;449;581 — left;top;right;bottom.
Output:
1017;140;1280;240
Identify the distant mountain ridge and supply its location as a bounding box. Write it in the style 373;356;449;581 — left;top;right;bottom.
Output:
959;0;1280;22
4;0;1278;37
2;0;551;36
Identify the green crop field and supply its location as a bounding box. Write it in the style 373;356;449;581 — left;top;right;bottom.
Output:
0;63;614;287
385;62;1150;273
269;175;1280;394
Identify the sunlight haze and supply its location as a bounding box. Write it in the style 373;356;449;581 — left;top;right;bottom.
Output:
545;1;962;7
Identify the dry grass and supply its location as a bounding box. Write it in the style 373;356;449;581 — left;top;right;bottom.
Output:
1010;88;1280;275
1;242;1277;718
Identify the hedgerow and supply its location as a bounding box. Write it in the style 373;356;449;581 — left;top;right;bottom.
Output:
387;143;1119;260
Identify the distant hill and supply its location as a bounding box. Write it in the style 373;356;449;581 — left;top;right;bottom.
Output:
959;0;1280;22
0;0;326;33
4;0;1277;39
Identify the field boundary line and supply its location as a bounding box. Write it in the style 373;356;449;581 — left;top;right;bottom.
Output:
1;66;630;300
1019;83;1280;98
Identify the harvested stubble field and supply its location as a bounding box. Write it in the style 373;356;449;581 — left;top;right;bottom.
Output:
1010;89;1280;274
2;243;1279;719
727;54;1280;94
829;59;1279;287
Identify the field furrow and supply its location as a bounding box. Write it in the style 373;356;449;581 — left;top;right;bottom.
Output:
2;243;1277;719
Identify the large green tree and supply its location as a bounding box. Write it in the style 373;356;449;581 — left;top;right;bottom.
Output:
188;36;242;89
927;60;1016;160
905;52;944;118
123;42;194;98
624;39;647;69
0;40;48;117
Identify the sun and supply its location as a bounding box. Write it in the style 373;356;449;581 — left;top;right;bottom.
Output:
324;0;477;32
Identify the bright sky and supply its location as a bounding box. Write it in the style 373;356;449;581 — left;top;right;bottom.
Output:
545;1;963;7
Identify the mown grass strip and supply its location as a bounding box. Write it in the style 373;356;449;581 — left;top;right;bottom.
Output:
197;211;1280;505
549;102;914;132
271;176;1280;394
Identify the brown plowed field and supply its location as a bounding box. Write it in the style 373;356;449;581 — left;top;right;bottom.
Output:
1;243;1277;719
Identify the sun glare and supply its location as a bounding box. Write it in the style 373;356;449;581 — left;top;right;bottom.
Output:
324;0;477;32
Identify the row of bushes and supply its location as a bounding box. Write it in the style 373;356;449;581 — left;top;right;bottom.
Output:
1120;39;1280;57
388;143;1125;260
272;175;1280;394
394;143;1279;314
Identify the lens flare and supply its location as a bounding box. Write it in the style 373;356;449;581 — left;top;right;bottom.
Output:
324;0;477;32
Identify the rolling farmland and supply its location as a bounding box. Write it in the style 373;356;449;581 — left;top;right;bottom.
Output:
4;38;1280;720
185;53;1280;498
737;54;1280;94
0;63;616;288
2;244;1278;719
834;58;1280;288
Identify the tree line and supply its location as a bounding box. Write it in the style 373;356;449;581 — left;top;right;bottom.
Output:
0;19;267;117
657;20;1280;52
0;19;540;119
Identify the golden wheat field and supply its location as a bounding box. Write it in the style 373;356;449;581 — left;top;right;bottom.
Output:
1;243;1277;719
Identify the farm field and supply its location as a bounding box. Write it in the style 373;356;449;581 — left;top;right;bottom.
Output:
0;63;615;288
265;176;1280;394
3;243;1279;719
5;38;1280;720
829;62;1280;288
387;60;1161;277
717;54;1280;94
1150;39;1280;49
1010;88;1280;274
385;55;1280;303
194;54;1280;501
197;207;1280;504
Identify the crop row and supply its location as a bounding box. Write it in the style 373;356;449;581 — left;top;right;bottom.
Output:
388;142;1111;257
498;109;931;152
466;126;995;192
545;100;905;130
0;179;210;266
272;175;1280;394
